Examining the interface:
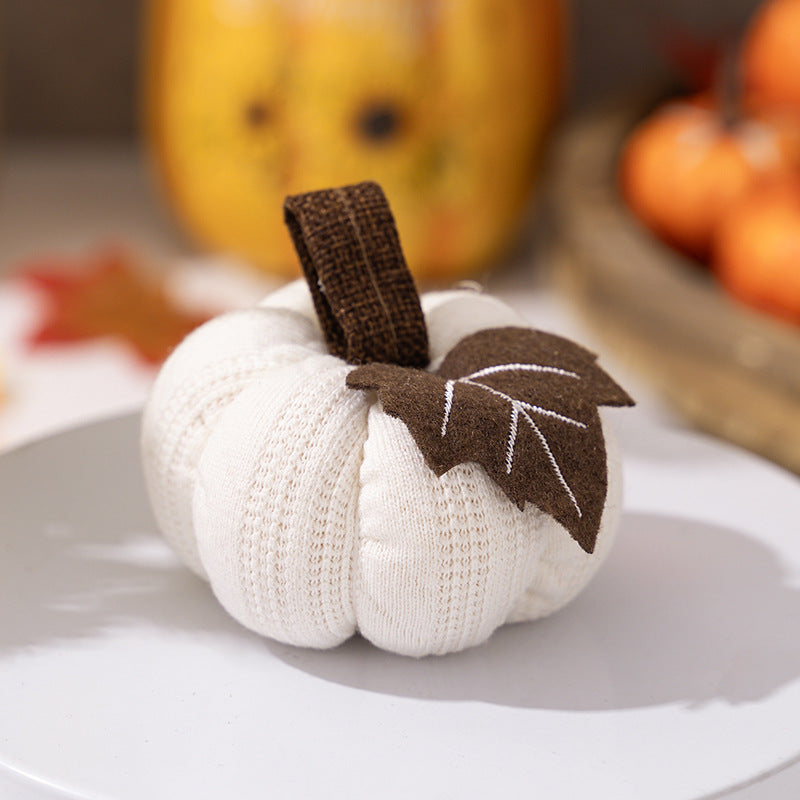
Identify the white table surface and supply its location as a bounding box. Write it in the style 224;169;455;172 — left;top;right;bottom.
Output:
2;409;799;800
0;144;798;797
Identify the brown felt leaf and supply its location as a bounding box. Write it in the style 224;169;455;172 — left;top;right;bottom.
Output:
347;327;634;554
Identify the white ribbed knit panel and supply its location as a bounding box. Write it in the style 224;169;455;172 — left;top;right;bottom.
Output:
141;306;324;575
421;290;526;365
258;278;318;324
356;407;560;657
504;414;622;622
193;355;369;648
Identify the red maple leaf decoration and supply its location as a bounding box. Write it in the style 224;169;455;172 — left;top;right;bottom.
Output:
22;249;209;365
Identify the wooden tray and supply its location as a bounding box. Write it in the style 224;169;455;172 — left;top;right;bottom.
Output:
549;97;800;475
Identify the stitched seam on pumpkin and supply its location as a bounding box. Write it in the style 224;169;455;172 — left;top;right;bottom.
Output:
350;451;367;637
334;187;400;363
351;391;382;638
313;380;365;638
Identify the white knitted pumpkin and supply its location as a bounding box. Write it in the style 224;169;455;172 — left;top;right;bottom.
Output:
141;183;631;657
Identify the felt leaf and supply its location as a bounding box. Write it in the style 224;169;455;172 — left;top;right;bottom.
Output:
347;327;634;554
23;249;210;365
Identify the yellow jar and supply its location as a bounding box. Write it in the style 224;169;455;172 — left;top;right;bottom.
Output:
145;0;564;280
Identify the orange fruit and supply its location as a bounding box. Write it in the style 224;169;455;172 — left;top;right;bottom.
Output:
743;0;800;111
620;101;800;258
713;176;800;324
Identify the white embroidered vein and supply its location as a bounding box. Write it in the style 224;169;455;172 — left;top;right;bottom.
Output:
506;405;520;474
520;409;582;518
441;380;455;436
439;361;585;517
466;362;580;381
461;380;586;428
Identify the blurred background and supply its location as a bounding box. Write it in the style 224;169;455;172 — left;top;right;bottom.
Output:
0;0;798;475
0;0;759;138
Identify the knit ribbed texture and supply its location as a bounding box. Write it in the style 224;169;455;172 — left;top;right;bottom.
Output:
194;355;367;648
357;406;554;656
141;282;623;656
140;305;324;575
505;416;622;623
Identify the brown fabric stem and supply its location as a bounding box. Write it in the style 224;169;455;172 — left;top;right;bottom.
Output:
283;182;429;367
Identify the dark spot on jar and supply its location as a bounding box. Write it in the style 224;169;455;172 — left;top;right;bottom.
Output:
355;102;404;143
244;100;272;129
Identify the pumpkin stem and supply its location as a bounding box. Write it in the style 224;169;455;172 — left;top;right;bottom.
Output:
283;182;429;368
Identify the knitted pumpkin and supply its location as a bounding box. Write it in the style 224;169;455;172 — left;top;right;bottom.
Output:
141;183;633;657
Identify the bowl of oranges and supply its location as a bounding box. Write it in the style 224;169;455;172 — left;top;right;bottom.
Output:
551;0;800;474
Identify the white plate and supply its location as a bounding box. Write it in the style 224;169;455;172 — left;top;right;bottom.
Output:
0;412;799;800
